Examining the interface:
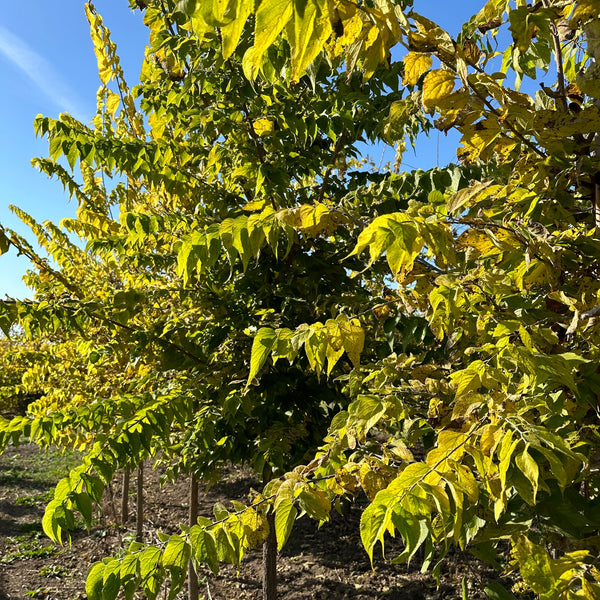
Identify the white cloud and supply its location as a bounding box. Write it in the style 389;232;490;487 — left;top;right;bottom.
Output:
0;24;87;119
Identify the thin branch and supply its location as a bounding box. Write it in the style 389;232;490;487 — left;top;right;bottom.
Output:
2;297;207;368
594;101;600;230
240;104;267;165
317;131;347;203
541;0;568;112
2;227;83;299
466;82;547;159
427;21;548;159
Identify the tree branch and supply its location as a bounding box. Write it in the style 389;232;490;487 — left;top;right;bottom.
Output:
541;0;568;112
317;131;346;203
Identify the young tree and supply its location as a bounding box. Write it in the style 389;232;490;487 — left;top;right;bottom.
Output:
1;0;600;599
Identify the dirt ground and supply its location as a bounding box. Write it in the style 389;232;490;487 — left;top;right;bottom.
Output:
0;444;505;600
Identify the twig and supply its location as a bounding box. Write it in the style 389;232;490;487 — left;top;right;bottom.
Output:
2;297;207;367
317;131;347;203
238;101;278;211
594;100;600;230
541;0;568;112
1;227;83;298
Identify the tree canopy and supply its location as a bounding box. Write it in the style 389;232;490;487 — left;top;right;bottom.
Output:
1;0;600;598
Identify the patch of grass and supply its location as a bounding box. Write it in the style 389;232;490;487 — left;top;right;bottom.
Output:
15;490;53;506
25;587;51;598
38;564;69;579
0;536;59;564
0;447;82;490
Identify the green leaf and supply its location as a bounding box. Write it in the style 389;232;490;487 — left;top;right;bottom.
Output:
484;581;517;600
0;230;10;255
508;6;551;55
163;534;191;570
360;468;431;565
349;395;386;434
139;546;162;580
248;0;293;79
289;0;332;83
42;499;63;544
176;0;198;15
275;498;297;551
390;509;429;565
214;525;239;564
513;536;555;594
86;562;105;600
247;327;277;386
102;559;122;600
74;492;94;528
120;553;139;580
190;526;219;575
450;361;485;400
221;0;253;60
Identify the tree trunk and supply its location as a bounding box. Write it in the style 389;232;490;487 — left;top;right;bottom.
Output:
121;465;130;525
188;472;199;600
262;508;277;600
136;461;144;543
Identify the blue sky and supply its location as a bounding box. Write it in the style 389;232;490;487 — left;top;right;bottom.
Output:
0;1;482;299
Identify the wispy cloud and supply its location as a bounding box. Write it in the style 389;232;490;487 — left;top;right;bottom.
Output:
0;25;87;119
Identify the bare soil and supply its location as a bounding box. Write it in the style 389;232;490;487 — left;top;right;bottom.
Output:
0;444;503;600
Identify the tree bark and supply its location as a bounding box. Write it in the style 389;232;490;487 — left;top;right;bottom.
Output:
188;472;199;600
121;465;130;525
262;508;277;600
136;461;144;543
594;101;600;230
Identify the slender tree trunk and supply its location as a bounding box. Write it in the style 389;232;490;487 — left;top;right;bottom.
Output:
188;472;199;600
121;465;130;525
136;461;144;543
262;508;277;600
594;102;600;230
106;479;117;525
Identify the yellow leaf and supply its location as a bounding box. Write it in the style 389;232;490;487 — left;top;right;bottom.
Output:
338;316;364;369
324;322;344;376
457;118;503;163
242;199;266;212
85;5;114;85
422;69;456;112
221;0;253;59
240;508;270;548
402;52;432;86
297;485;331;521
106;92;120;117
252;117;275;136
277;203;343;237
249;0;294;79
457;229;501;258
148;112;166;139
571;0;600;27
335;464;361;494
359;461;394;501
515;444;539;502
290;0;333;82
533;106;600;141
473;0;510;27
